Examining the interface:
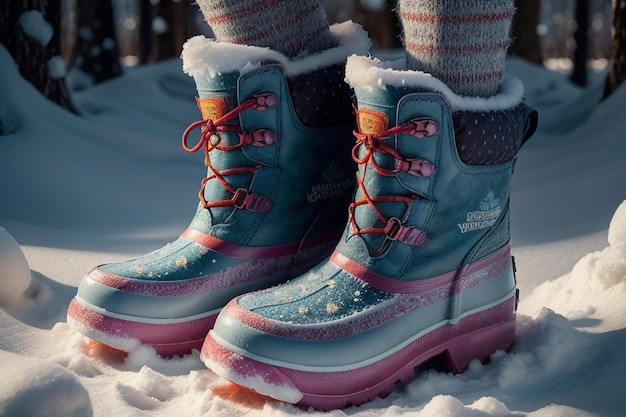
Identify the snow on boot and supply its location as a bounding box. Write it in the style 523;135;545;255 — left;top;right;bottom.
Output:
200;54;538;409
66;22;371;357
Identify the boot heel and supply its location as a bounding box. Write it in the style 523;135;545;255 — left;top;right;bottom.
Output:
443;315;516;374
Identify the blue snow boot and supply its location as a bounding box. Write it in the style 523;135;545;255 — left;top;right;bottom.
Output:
67;22;371;357
200;54;538;409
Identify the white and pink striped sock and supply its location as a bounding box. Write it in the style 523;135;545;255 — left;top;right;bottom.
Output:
398;0;515;98
196;0;335;58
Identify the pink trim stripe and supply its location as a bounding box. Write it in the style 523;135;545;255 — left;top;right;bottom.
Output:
88;230;340;296
182;228;296;259
68;299;215;357
181;228;336;259
331;243;511;294
86;258;264;296
401;10;516;25
226;244;512;340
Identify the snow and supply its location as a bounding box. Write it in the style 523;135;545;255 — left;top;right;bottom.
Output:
182;22;372;79
1;38;626;416
0;349;91;417
152;17;169;35
102;38;116;51
18;10;53;47
0;228;31;306
608;202;626;250
345;55;525;112
47;56;67;79
78;27;94;41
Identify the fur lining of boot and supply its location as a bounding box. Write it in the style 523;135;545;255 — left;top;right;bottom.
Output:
182;21;371;79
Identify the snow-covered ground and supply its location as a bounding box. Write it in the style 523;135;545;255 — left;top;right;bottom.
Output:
1;41;626;416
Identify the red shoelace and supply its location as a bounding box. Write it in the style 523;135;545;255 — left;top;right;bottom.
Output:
350;118;439;253
181;93;278;213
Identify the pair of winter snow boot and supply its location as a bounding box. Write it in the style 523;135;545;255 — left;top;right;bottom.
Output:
67;22;537;410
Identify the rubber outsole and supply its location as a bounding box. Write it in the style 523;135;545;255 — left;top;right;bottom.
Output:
201;296;516;410
67;299;217;357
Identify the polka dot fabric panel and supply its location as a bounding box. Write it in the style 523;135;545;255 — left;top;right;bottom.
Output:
453;105;527;165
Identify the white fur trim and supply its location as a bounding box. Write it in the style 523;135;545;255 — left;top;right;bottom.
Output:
344;55;525;112
182;21;371;79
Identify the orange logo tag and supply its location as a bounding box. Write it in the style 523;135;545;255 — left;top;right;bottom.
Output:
357;109;388;134
196;95;232;120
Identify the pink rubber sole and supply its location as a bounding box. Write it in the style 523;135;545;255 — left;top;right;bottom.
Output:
67;299;217;357
201;296;516;410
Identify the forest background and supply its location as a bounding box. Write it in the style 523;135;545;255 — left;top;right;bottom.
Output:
0;0;625;113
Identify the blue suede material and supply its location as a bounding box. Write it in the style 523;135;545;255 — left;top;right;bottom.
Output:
237;260;395;323
193;73;258;227
100;237;242;281
189;65;355;246
206;68;533;381
77;265;301;320
74;63;357;323
215;265;516;368
335;89;516;280
194;73;238;98
224;84;527;334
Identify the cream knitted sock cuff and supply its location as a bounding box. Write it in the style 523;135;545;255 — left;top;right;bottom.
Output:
398;0;515;98
196;0;335;59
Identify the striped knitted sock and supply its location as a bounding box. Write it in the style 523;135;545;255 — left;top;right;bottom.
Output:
398;0;515;97
196;0;335;58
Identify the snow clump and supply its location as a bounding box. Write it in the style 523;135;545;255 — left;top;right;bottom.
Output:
0;227;32;305
18;10;53;46
520;200;626;331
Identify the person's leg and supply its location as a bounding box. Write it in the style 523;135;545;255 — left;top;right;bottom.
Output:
398;0;515;98
196;0;335;58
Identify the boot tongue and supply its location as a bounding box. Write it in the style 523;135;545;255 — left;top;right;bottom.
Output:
353;108;411;255
196;94;233;121
192;75;255;226
357;108;389;135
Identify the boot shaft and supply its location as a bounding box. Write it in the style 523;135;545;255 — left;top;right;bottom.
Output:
340;55;537;280
181;22;371;247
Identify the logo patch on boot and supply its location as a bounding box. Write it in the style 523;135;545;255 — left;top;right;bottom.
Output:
357;109;388;134
458;191;502;234
196;94;232;121
307;160;353;203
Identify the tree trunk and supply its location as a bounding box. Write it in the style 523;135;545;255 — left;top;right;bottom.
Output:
69;0;122;85
138;0;152;64
510;0;543;64
148;0;188;62
604;0;626;97
571;0;590;86
0;0;76;112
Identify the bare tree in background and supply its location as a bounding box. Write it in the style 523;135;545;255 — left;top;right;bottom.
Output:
138;0;189;63
69;0;122;85
0;0;75;112
138;0;153;64
352;0;401;50
510;0;543;64
571;0;590;86
605;0;626;97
